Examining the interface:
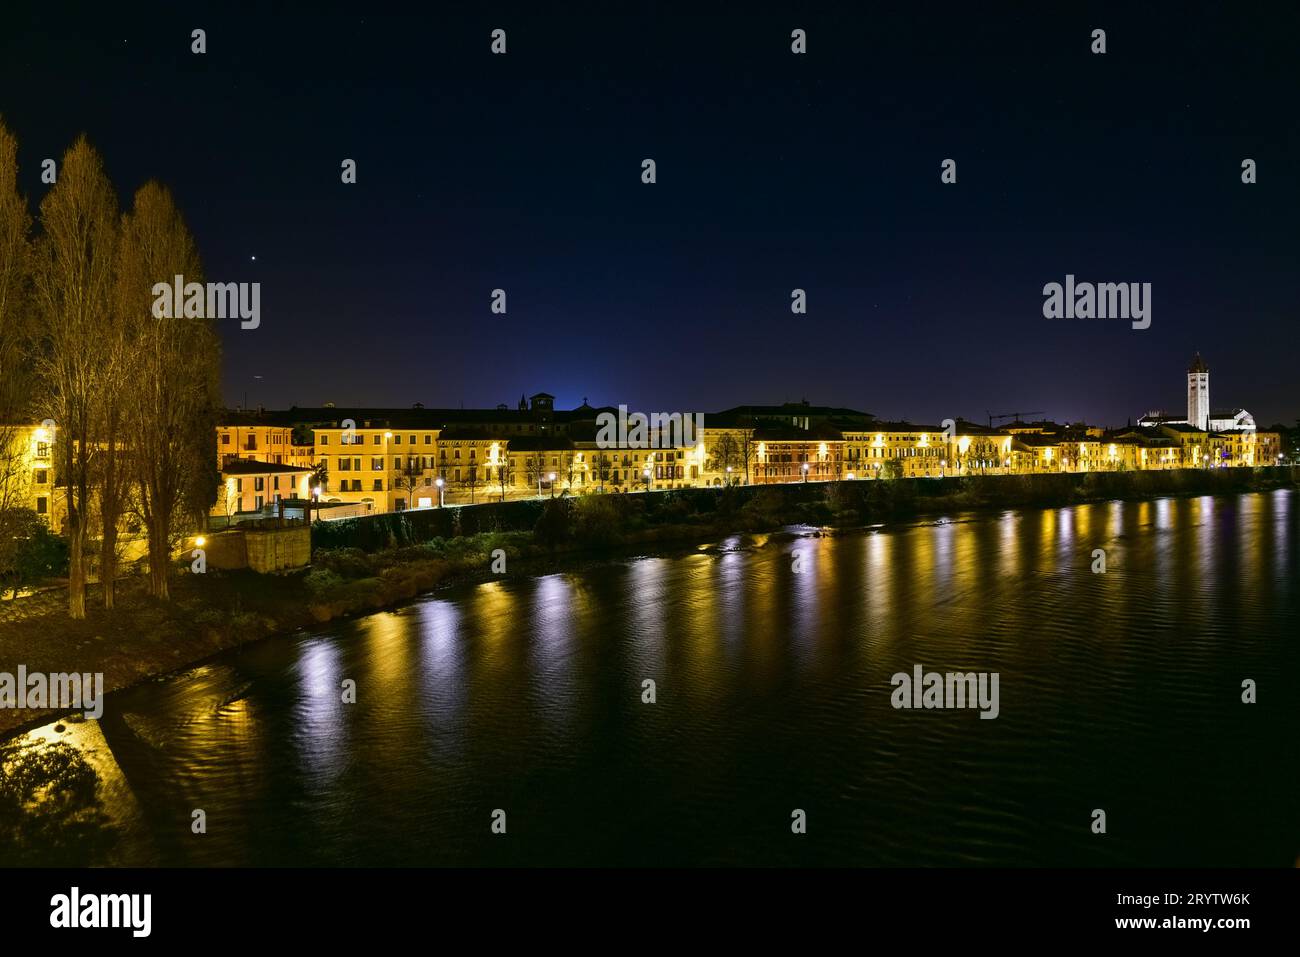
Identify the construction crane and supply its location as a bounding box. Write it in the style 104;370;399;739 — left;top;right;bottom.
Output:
986;410;1044;427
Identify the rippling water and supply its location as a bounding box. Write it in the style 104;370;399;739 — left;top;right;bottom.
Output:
6;491;1298;866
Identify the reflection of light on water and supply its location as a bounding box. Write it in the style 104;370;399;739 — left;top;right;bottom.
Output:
358;610;412;689
998;511;1019;578
296;637;341;705
1238;493;1261;587
860;531;894;653
1057;507;1075;549
526;574;580;738
627;560;668;655
930;520;953;596
531;574;573;644
4;719;153;865
293;637;348;783
791;539;820;660
1272;489;1289;572
417;596;463;656
9;489;1299;867
676;554;723;687
1076;504;1091;539
1037;508;1056;569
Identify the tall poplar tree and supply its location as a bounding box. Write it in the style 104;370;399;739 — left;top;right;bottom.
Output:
32;137;118;619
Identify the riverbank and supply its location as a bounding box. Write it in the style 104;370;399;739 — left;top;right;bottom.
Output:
2;466;1295;737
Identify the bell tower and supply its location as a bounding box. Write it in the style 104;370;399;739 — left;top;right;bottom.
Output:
1187;352;1209;431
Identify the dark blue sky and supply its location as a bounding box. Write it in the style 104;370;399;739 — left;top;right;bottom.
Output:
3;3;1297;426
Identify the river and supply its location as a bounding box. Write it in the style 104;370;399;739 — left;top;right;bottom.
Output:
4;491;1297;866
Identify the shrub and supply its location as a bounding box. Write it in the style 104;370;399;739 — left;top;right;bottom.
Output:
572;495;628;547
304;567;346;601
0;509;69;597
534;498;572;547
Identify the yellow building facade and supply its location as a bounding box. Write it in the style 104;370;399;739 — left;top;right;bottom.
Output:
0;423;61;527
314;425;441;513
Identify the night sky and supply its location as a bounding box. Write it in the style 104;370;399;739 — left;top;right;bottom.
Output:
3;3;1297;427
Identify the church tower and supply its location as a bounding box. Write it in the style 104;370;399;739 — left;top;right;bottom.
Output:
1187;352;1209;431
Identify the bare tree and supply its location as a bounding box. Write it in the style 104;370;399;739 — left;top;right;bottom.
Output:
560;450;577;494
393;454;426;508
96;253;138;608
735;428;756;485
32;138;119;620
0;118;34;534
495;461;509;502
118;182;221;600
706;432;742;484
523;450;546;495
591;449;611;492
460;462;482;504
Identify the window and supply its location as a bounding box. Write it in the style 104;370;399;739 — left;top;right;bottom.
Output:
36;442;50;459
424;435;432;444
371;457;383;471
221;433;231;445
409;435;416;444
254;477;265;491
34;469;47;485
36;497;47;515
255;495;264;509
339;458;352;471
373;479;383;491
321;435;329;445
373;435;381;445
394;435;402;445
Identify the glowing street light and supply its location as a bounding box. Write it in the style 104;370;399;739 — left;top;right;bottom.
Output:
802;462;810;482
548;472;557;498
434;476;445;508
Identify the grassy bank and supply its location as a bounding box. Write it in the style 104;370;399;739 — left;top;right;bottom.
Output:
2;466;1295;737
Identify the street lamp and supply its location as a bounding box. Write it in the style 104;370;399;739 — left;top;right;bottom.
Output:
847;471;855;480
643;465;652;493
802;462;810;482
725;465;733;486
435;476;444;508
548;471;556;499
